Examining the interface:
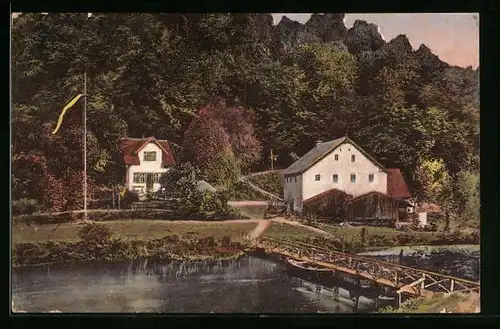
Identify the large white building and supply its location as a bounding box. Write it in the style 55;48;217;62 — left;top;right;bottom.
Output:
283;136;412;213
119;137;176;195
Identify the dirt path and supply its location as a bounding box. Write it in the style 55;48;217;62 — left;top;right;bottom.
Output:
228;201;269;207
238;179;283;202
270;217;333;236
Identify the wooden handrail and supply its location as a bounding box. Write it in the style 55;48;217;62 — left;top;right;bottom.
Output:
259;237;480;286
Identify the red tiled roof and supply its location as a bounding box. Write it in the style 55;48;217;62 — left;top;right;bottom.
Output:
303;188;352;204
119;137;176;167
345;190;400;204
386;168;412;199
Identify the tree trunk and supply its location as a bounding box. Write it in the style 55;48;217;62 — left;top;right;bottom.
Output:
444;209;450;233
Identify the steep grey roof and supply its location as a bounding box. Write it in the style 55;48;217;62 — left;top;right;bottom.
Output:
283;136;385;175
283;137;346;175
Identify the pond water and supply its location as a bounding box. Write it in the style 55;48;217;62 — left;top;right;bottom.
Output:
12;247;479;313
12;256;387;313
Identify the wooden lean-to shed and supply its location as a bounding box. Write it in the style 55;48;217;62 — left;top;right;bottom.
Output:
302;188;352;221
344;191;400;226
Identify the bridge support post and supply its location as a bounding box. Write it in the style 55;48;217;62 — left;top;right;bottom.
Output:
420;273;426;295
450;279;454;292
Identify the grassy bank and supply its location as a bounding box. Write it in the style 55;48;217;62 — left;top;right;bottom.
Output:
12;221;256;268
13;220;257;244
378;292;480;313
246;171;284;198
12;219;479;267
316;224;479;248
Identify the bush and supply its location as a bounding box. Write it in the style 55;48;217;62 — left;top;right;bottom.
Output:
122;190;140;208
12;198;41;215
77;222;112;246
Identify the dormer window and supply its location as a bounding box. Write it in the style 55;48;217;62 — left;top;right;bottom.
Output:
144;151;157;161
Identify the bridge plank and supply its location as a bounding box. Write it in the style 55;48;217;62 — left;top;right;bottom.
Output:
258;238;480;296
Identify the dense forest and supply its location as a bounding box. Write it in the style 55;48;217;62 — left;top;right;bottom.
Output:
11;13;479;219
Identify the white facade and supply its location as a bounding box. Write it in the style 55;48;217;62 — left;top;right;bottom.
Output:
284;141;387;213
284;173;303;213
126;142;169;194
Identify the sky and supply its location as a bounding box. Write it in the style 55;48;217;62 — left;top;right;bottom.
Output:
12;13;479;68
272;13;479;69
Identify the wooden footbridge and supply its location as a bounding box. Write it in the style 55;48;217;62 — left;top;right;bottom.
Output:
256;237;480;302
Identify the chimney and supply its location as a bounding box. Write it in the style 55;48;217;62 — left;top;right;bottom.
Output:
316;140;323;147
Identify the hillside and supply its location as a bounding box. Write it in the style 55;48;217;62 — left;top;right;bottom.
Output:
12;13;479;213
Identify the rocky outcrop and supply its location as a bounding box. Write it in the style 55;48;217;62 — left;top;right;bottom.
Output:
344;20;386;54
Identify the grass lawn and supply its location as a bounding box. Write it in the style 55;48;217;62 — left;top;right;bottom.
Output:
12;219;324;245
317;224;435;241
12;220;258;244
263;222;324;240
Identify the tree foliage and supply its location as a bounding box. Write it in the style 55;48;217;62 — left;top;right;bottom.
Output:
12;13;479;215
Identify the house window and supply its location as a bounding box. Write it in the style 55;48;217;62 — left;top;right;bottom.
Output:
332;174;338;183
153;173;162;184
294;176;297;182
369;174;374;183
315;174;321;181
350;174;356;183
334;154;338;161
351;154;355;162
143;151;157;161
133;173;147;184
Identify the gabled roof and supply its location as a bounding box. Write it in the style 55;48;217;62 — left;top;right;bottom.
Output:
283;136;385;175
344;190;400;204
302;188;352;204
386;168;412;199
119;137;176;167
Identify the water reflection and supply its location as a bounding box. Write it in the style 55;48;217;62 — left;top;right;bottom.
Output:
13;256;384;313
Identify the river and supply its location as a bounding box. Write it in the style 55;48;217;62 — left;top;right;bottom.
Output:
12;246;479;313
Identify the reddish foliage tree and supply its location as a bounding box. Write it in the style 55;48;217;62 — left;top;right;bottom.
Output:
12;152;49;200
194;98;262;170
40;172;67;212
62;170;95;211
182;108;232;170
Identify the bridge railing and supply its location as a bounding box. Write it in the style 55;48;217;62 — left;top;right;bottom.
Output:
259;236;480;296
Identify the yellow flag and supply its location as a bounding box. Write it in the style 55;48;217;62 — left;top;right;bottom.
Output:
51;94;85;135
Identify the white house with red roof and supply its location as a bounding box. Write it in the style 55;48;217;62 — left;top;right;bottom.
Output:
119;137;176;195
283;136;413;214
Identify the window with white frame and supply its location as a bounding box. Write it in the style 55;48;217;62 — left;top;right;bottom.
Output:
133;173;147;184
153;173;162;183
369;174;374;183
350;174;356;183
143;151;157;161
315;174;321;181
332;174;338;183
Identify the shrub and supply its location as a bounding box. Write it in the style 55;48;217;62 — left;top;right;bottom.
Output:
122;190;140;208
77;222;112;246
12;198;41;215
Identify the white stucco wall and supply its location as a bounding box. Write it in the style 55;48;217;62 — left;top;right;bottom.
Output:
126;143;168;193
300;142;387;202
283;173;303;213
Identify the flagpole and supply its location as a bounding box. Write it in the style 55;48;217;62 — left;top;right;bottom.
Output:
83;71;87;221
